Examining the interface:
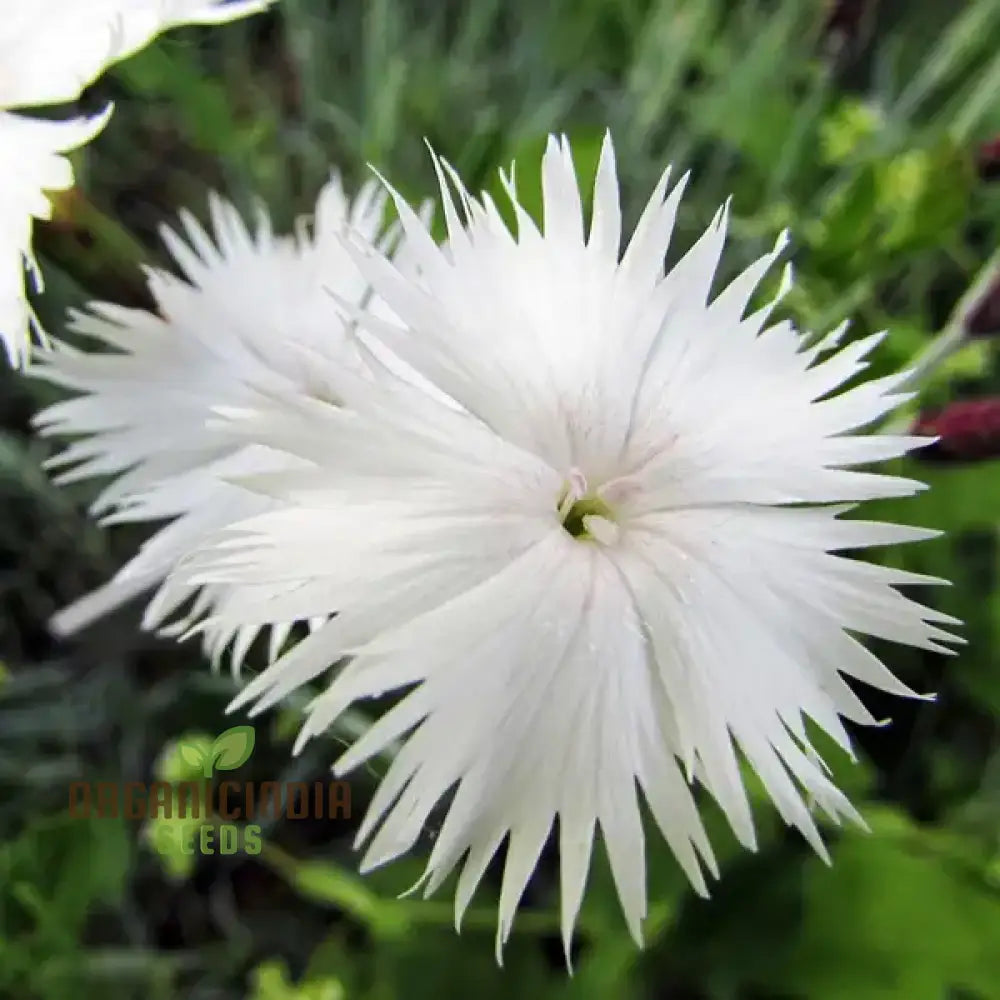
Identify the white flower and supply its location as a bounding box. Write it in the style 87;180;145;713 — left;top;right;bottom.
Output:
32;173;394;667
172;134;960;961
0;1;276;109
0;0;275;367
0;107;112;365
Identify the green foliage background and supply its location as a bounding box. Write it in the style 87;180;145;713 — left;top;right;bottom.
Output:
3;0;1000;997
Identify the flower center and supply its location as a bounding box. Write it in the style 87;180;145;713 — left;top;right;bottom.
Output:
557;469;620;544
560;492;613;539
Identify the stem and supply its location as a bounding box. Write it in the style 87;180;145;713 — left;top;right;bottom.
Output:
256;840;579;938
894;322;967;396
881;248;1000;433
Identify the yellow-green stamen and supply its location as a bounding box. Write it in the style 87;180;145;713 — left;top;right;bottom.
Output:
559;491;615;540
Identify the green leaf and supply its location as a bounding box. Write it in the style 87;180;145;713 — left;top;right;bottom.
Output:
875;139;971;256
808;165;880;268
249;960;345;1000
210;725;256;772
820;99;885;166
114;44;252;157
777;812;1000;1000
871;459;1000;532
3;814;131;944
685;0;810;176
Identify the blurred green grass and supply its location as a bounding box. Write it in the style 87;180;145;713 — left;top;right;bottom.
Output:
3;1;1000;997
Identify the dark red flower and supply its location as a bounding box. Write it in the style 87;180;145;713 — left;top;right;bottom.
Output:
913;399;1000;463
977;136;1000;182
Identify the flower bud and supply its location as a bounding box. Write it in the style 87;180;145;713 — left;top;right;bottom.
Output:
913;399;1000;462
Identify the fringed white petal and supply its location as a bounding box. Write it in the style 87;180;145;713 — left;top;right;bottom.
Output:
32;173;402;663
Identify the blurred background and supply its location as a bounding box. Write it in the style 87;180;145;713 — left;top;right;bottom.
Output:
3;0;1000;996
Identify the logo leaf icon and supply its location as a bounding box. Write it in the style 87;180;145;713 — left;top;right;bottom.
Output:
179;742;210;771
210;725;256;774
